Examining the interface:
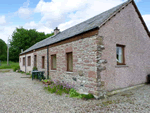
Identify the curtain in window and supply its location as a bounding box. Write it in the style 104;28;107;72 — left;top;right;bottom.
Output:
117;47;123;63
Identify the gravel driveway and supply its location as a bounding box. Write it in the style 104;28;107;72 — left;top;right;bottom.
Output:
0;71;150;113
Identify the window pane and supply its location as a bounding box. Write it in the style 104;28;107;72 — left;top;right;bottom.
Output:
116;46;123;63
51;55;56;70
42;56;45;68
28;56;31;66
23;57;25;66
34;55;37;67
67;52;73;71
53;55;56;69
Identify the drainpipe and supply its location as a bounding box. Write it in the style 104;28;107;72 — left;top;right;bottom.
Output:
47;46;49;79
25;54;26;73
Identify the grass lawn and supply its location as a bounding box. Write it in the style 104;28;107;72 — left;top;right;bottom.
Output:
0;61;19;71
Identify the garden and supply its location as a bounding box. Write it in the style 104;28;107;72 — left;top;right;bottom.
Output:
42;79;95;100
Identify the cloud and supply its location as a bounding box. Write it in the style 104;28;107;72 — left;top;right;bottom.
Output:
16;0;33;19
34;0;126;29
17;7;32;19
142;15;150;30
0;16;7;25
0;26;16;43
2;0;150;44
24;21;53;34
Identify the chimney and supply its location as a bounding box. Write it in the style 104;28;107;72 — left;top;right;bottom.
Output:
54;27;60;35
21;49;23;53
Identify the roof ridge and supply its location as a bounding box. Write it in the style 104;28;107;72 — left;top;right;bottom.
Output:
20;0;134;55
49;0;130;38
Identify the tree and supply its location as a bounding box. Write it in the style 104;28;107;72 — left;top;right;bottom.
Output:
0;39;7;61
9;27;54;62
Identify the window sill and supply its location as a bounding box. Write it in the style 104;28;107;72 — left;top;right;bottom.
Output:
115;65;129;68
50;70;56;72
66;71;73;74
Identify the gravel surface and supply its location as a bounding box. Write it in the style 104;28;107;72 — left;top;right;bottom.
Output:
0;71;150;113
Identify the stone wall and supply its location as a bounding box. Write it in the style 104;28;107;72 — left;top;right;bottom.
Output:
19;34;99;97
95;36;107;98
26;53;34;73
33;48;47;76
19;48;47;76
49;35;98;95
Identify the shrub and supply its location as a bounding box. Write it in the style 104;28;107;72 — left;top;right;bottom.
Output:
56;90;63;95
33;67;38;71
69;88;80;98
43;79;51;83
44;80;73;95
26;73;30;75
13;65;20;72
69;88;94;100
21;71;25;74
80;94;94;100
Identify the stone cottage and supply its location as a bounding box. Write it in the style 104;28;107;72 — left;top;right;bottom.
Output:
19;0;150;98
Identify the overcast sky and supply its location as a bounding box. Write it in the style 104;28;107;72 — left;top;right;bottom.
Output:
0;0;150;43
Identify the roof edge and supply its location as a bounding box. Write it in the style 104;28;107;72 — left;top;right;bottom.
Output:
131;0;150;38
19;26;99;55
99;0;150;38
99;0;132;28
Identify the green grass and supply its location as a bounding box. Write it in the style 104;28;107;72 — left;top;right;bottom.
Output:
0;61;19;71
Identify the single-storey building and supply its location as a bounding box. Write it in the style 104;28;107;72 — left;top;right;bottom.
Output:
19;0;150;98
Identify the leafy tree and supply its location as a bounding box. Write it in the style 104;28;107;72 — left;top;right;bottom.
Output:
9;27;54;62
0;39;7;61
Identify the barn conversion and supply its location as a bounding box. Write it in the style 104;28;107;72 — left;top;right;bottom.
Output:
19;0;150;98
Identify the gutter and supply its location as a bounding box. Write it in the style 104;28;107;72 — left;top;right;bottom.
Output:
47;46;49;79
19;27;99;55
25;54;26;73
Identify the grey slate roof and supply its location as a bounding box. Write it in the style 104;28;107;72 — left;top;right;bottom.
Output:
21;0;130;55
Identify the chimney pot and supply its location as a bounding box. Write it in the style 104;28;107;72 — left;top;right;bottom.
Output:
54;27;60;35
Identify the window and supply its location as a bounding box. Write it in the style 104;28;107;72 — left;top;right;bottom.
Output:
42;56;45;69
28;56;31;66
20;58;21;62
116;44;125;65
23;57;25;66
51;54;56;70
34;55;37;67
66;52;73;72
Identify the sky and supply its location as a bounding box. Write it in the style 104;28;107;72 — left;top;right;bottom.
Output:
0;0;150;43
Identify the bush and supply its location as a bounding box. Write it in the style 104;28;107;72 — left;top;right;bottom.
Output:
80;94;94;100
69;88;94;100
33;67;38;71
26;73;30;75
13;65;20;72
69;88;81;98
44;80;73;95
56;90;63;95
43;80;94;99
